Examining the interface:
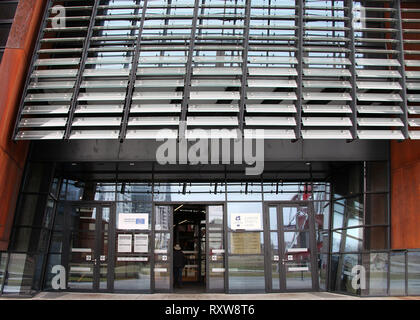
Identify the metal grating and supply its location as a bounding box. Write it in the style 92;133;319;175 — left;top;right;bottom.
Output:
13;0;419;141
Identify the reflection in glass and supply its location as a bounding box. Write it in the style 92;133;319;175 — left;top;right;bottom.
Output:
333;197;363;229
155;206;171;231
228;255;265;291
227;202;262;230
282;206;309;231
283;231;310;253
209;262;224;291
408;252;420;295
154;263;170;291
209;233;223;252
338;254;361;294
2;253;34;295
0;253;7;292
269;207;277;230
155;233;170;252
227;183;262;201
272;263;280;291
114;261;150;291
70;207;97;231
369;253;388;295
208;205;223;230
390;252;406;295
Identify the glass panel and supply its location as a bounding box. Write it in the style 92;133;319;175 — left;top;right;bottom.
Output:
228;255;265;292
365;194;388;226
154;263;170;291
155;206;171;231
282;206;309;231
369;253;388;296
208;205;223;231
208;262;225;291
15;194;48;227
390;252;406;296
407;252;420;295
155;233;170;254
226;183;262;201
272;263;280;291
227;202;263;230
269;207;277;230
209;233;223;253
2;253;35;295
114;260;150;291
342;228;363;252
270;232;279;260
70;207;97;231
365;227;388;250
338;254;362;295
9;227;42;252
318;254;328;291
117;183;152;202
333;197;364;229
0;253;7;292
22;162;53;193
43;254;65;290
68;231;96;290
153;183;225;202
93;183;115;201
229;232;264;255
117;205;151;230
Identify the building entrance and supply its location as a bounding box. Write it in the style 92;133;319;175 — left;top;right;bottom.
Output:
173;204;206;292
153;204;226;293
265;202;319;292
62;202;115;292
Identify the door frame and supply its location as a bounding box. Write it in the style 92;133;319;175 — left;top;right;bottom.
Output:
264;201;320;293
61;201;115;293
153;202;226;293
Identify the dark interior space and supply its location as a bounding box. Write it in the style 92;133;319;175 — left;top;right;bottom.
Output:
173;204;206;293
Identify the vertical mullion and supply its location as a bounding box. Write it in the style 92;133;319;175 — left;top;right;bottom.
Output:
239;0;251;132
179;0;200;140
64;0;100;140
119;0;149;142
394;0;410;140
13;0;54;139
295;0;304;140
346;0;359;140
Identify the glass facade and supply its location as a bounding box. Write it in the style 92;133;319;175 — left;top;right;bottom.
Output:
1;160;412;297
0;0;18;64
13;0;419;141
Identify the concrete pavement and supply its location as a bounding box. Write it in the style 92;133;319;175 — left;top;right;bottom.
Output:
2;291;418;300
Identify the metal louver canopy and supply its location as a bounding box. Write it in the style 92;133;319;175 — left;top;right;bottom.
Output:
13;0;416;141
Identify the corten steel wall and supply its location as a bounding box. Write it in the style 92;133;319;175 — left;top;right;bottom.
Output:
391;1;420;250
0;0;46;251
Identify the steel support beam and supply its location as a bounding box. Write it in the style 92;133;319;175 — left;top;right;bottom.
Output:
179;0;201;140
239;0;251;132
394;0;410;140
64;0;100;140
119;0;149;142
12;0;54;139
346;0;359;140
295;0;304;141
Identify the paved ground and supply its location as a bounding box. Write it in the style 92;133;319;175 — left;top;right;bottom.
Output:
2;291;419;300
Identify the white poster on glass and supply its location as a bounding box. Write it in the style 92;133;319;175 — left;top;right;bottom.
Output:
230;213;262;230
134;234;149;253
118;213;149;230
117;234;132;253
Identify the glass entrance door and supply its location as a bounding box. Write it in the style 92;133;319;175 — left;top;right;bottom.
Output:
267;203;318;292
66;204;113;291
206;205;225;292
153;205;173;292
